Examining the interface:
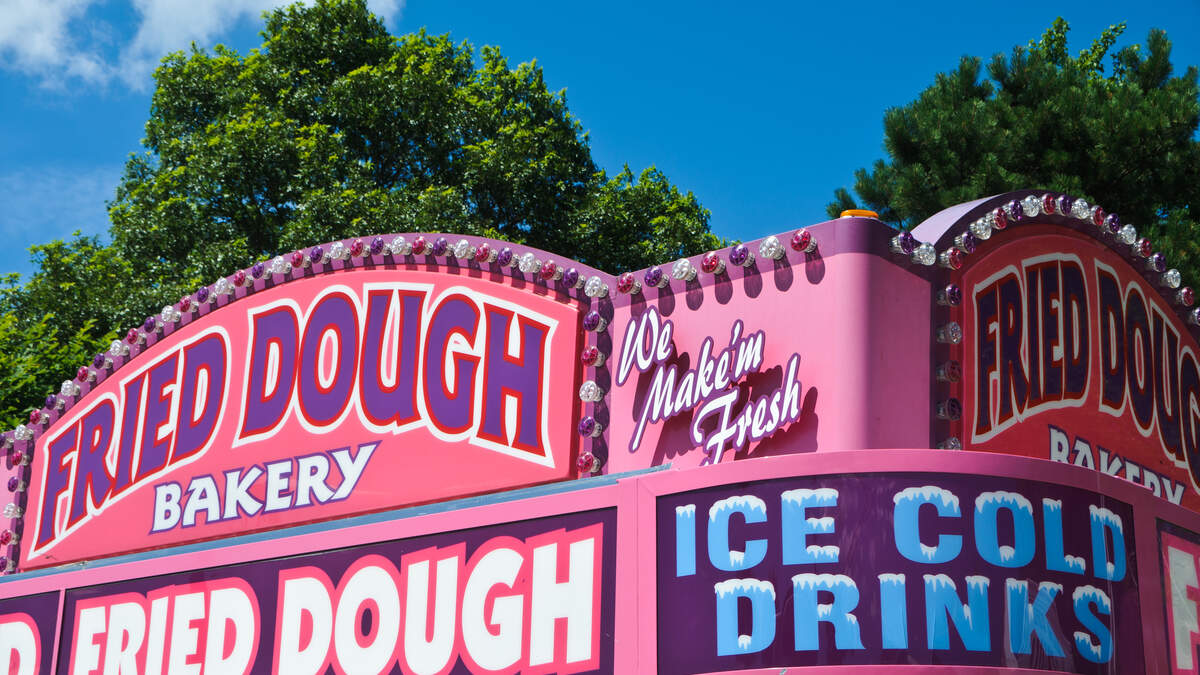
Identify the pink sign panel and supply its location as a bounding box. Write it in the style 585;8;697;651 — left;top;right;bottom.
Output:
21;264;585;570
603;220;934;474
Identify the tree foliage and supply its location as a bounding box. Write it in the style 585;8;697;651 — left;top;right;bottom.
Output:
0;0;720;427
107;0;719;313
829;18;1200;278
0;312;112;428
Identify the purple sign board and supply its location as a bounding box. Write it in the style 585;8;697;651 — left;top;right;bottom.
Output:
656;473;1142;674
0;591;59;675
56;508;615;674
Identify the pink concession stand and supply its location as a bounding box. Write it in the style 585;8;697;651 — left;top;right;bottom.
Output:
1;190;1198;674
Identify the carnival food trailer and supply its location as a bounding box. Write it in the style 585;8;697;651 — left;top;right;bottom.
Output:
0;190;1197;674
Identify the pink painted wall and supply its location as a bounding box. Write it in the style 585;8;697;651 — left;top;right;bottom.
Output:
604;218;932;474
0;449;1191;674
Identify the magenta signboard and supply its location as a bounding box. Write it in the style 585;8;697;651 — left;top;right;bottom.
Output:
1160;521;1200;675
22;266;585;570
56;507;615;675
657;473;1141;673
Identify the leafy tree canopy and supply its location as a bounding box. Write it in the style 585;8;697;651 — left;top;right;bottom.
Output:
829;18;1200;278
0;0;720;427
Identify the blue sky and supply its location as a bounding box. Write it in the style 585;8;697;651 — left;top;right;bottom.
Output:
0;0;1197;279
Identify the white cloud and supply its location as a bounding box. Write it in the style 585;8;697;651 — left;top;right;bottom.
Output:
0;165;121;275
0;0;110;86
0;0;404;90
117;0;404;87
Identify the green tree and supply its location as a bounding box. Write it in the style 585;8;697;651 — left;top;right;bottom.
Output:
2;235;131;343
0;235;127;427
0;0;720;426
829;19;1200;277
105;0;718;327
0;313;113;428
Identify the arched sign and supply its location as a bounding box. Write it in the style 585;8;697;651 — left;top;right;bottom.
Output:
914;194;1200;512
18;251;588;570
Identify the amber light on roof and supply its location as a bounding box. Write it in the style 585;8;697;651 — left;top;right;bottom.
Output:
840;209;879;218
